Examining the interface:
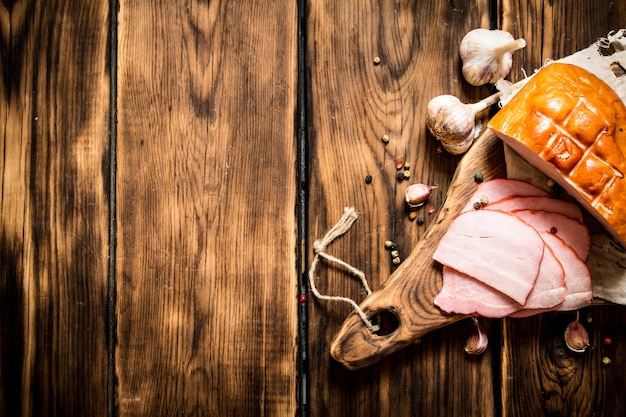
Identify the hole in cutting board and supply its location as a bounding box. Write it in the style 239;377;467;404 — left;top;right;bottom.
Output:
370;310;400;336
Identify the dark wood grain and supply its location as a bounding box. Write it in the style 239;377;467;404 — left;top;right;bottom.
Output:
497;1;626;416
306;1;498;415
2;1;626;416
115;1;298;415
501;308;626;417
0;1;110;416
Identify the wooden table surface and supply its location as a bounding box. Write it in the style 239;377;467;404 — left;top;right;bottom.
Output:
2;1;626;416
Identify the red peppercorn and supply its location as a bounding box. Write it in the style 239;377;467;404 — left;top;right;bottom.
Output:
428;206;436;214
603;337;612;345
299;294;307;303
396;160;404;170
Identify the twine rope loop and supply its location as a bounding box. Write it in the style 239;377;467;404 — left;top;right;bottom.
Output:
308;207;379;333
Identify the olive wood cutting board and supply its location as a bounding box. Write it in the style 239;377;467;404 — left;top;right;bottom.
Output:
331;129;506;370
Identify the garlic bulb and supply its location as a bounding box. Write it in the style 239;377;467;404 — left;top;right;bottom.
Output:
426;92;501;154
460;28;526;86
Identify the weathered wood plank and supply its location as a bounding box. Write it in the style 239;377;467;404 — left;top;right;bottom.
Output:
115;1;298;415
498;1;626;416
306;1;498;415
0;1;110;416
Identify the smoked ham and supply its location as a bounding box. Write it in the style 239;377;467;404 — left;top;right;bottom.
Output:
488;62;626;248
461;178;549;212
432;209;545;305
487;196;583;222
433;179;593;318
512;209;590;260
434;266;523;318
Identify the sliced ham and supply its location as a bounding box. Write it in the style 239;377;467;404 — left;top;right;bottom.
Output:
434;266;522;318
433;178;594;319
543;233;593;311
486;196;583;222
511;243;566;312
512;233;592;317
512;209;590;260
432;209;545;305
462;178;549;212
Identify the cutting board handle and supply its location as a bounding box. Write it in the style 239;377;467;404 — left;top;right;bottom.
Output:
330;130;506;370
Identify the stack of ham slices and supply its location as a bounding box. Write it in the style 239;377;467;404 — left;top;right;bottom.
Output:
432;178;592;318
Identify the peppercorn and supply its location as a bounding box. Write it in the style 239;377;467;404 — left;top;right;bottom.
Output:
396;160;404;170
390;250;399;258
392;257;401;265
480;196;489;206
384;240;394;249
417;216;425;225
365;175;373;184
428;206;436;214
602;356;612;366
473;201;482;210
474;171;484;183
404;161;411;170
408;211;418;221
396;172;405;181
546;179;555;188
382;134;390;143
373;56;381;65
403;170;411;179
603;337;612;345
299;294;307;303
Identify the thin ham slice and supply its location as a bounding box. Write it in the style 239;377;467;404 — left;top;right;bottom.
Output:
511;242;566;312
432;209;545;305
434;266;522;318
544;233;593;311
512;233;592;317
462;178;549;212
486;196;583;222
512;209;590;260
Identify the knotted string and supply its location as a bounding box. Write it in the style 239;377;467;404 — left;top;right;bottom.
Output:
308;207;379;333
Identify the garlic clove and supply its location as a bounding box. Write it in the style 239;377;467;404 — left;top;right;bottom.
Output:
564;313;590;353
405;183;436;208
460;28;526;86
465;316;488;355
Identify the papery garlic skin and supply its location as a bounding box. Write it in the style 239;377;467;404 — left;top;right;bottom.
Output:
564;315;590;353
441;133;475;155
426;95;475;143
460;28;526;86
425;92;502;155
464;317;488;355
405;184;436;208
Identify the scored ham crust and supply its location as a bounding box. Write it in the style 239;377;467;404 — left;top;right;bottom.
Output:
488;62;626;248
